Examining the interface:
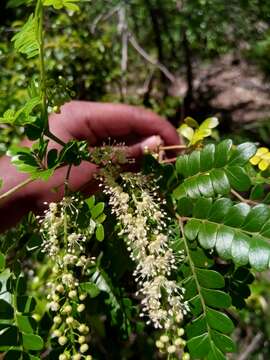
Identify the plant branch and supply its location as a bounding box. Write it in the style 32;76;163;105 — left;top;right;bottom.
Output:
45;130;66;147
160;157;178;164
64;164;72;195
36;0;48;131
128;32;176;83
0;178;34;202
230;189;258;206
159;145;187;151
178;216;214;344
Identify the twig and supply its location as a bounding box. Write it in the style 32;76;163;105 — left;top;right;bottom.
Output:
230;189;258;206
0;178;34;202
45;130;66;147
159;145;187;151
64;164;73;195
90;5;120;34
160;157;178;164
128;33;176;83
238;332;263;360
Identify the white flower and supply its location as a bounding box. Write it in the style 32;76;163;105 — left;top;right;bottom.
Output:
62;274;74;286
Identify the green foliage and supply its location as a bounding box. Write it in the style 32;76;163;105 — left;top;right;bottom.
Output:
176;229;236;359
12;14;39;59
0;268;43;355
43;0;80;12
174;140;256;199
179;197;270;271
0;97;41;125
179;116;219;146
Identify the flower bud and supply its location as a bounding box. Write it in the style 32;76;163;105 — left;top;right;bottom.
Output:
66;316;74;325
160;335;169;343
155;340;164;349
78;324;89;333
53;316;62;324
177;328;185;336
58;336;68;346
77;304;85;312
68;290;77;299
56;284;65;293
59;354;68;360
78;336;86;344
72;354;81;360
79;293;87;301
167;345;176;354
80;343;89;353
53;329;61;337
63;305;72;314
50;301;60;311
183;353;190;360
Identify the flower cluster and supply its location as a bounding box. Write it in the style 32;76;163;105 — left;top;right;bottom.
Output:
38;197;95;360
103;173;189;357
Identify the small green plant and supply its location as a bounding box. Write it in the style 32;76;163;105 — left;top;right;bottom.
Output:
1;1;270;360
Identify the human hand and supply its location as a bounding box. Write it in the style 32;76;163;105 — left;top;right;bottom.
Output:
0;101;179;230
32;100;179;202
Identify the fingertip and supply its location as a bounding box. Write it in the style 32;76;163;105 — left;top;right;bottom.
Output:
127;135;163;158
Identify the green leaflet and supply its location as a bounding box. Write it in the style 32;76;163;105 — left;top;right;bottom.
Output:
179;197;270;271
91;266;121;317
79;282;100;298
7;145;54;181
0;97;41;125
43;0;80;12
0;268;40;353
173;140;256;199
22;333;44;350
11;14;39;58
179;229;236;359
91;266;132;334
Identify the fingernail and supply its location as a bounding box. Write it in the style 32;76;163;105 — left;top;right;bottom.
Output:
140;135;163;152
